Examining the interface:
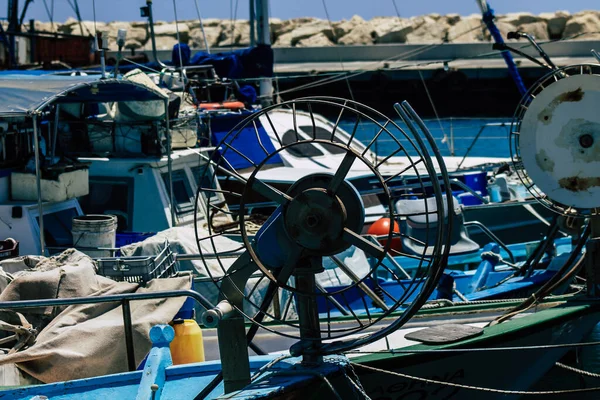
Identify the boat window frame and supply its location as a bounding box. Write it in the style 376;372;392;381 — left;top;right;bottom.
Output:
161;168;196;218
78;176;135;231
27;199;83;252
190;163;225;206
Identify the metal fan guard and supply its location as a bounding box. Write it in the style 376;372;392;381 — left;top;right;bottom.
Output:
194;96;452;353
510;64;600;218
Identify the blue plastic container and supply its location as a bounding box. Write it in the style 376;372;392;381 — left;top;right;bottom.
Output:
460;171;488;196
457;191;483;206
115;232;156;248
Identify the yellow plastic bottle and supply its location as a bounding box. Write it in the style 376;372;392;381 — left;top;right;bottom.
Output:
169;319;205;365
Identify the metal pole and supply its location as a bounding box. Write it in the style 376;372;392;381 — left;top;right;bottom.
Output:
32;114;45;255
165;99;175;227
146;0;170;69
122;300;136;371
51;104;59;161
476;0;527;95
255;0;273;106
249;0;256;47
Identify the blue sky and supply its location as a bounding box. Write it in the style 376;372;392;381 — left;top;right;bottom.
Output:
20;0;598;23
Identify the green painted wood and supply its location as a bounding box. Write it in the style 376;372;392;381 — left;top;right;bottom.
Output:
353;300;600;365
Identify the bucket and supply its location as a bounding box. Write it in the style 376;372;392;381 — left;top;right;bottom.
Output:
72;215;117;258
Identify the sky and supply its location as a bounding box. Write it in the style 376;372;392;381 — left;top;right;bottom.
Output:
17;0;599;23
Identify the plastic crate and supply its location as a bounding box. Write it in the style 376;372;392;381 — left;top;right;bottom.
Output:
97;240;178;285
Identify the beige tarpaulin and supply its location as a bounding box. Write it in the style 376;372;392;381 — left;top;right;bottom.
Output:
0;249;192;384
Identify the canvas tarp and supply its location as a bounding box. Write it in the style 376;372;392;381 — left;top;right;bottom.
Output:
0;249;192;384
119;227;370;319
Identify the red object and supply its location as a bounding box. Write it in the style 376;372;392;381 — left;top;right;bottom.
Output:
198;101;245;111
367;218;402;253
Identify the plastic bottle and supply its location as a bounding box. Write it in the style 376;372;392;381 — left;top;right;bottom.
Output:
169;319;205;365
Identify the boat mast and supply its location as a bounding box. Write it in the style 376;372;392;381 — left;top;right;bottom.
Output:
249;0;256;47
476;0;527;95
255;0;273;106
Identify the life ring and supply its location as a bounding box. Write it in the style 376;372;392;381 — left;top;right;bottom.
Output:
198;101;245;111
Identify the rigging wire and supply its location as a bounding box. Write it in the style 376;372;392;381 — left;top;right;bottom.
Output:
321;0;356;101
41;0;54;33
171;0;184;74
267;22;486;98
267;27;600;100
92;0;98;45
193;0;211;53
418;69;449;152
391;0;401;19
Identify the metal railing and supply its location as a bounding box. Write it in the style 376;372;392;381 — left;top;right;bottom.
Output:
0;289;214;372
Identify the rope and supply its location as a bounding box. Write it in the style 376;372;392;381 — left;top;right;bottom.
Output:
346;362;372;399
556;362;600;379
253;369;343;400
420;296;529;310
351;362;600;395
193;0;211;53
345;339;600;355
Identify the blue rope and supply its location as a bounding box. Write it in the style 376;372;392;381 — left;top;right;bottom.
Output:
482;8;527;95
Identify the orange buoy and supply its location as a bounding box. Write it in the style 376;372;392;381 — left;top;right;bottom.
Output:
367;218;402;253
198;101;245;111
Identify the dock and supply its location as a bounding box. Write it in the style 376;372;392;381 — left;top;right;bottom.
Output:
110;40;600;117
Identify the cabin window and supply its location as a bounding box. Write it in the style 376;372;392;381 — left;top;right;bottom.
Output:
162;170;195;216
281;130;324;158
299;126;347;155
37;207;79;248
79;178;132;231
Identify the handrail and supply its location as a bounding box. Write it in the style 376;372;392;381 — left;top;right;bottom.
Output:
464;221;515;263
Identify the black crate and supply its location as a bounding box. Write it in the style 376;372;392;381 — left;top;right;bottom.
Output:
97;240;178;285
0;239;19;261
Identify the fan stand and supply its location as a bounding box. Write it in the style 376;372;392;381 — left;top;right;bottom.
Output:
196;98;454;396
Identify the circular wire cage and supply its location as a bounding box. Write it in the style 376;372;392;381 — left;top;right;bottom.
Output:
510;64;600;218
194;96;452;354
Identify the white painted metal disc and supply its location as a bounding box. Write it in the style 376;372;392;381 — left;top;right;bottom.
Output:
520;74;600;209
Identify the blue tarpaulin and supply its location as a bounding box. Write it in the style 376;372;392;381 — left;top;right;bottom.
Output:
119;44;274;81
210;111;283;170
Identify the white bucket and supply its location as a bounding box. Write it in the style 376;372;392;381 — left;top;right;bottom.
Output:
72;215;117;258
